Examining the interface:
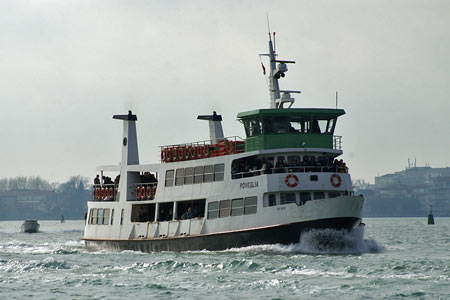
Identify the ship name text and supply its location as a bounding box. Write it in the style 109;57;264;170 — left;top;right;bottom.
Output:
240;181;259;189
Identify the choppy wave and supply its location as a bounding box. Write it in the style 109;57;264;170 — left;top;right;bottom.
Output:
189;227;383;255
296;227;384;254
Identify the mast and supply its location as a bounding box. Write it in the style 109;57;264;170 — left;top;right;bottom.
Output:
263;32;301;109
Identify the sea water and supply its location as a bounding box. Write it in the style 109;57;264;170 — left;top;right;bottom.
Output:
0;218;448;299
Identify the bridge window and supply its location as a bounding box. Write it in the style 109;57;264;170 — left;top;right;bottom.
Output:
264;117;289;134
244;118;262;137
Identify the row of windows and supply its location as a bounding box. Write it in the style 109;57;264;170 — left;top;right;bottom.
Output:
88;208;124;226
165;163;225;187
264;191;344;207
244;116;336;137
89;208;113;225
207;196;257;219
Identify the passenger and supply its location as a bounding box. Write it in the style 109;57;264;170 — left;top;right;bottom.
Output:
275;157;286;173
138;206;148;222
149;173;158;183
94;175;100;185
186;207;195;219
114;175;120;185
243;165;252;177
291;157;302;172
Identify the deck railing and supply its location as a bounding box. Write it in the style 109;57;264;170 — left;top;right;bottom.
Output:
333;135;343;151
91;184;118;201
160;136;245;163
130;183;158;201
231;165;348;179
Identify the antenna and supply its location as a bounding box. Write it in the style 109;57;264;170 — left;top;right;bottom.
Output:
266;13;271;41
335;91;338;108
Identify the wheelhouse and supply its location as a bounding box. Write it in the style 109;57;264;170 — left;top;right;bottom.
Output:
237;108;345;151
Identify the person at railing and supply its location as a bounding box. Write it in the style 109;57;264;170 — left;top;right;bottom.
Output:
114;175;120;185
262;158;273;175
94;175;100;185
103;176;113;184
289;157;302;173
274;157;287;174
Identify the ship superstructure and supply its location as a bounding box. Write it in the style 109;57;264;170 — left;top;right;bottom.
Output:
83;32;364;252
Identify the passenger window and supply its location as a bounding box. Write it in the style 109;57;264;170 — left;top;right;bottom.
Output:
97;209;104;225
219;200;230;218
165;170;175;187
328;192;341;198
280;193;296;205
314;192;325;200
214;164;225;181
184;167;194;185
194;166;204;184
91;208;98;224
310;175;318;181
204;165;214;183
175;168;185;186
244;196;257;215
268;194;277;207
110;209;114;225
207;201;219;219
103;209;110;225
231;198;243;216
300;192;311;204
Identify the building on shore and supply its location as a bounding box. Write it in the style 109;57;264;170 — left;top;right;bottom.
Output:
355;165;450;217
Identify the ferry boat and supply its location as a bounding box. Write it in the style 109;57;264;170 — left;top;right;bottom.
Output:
82;32;365;252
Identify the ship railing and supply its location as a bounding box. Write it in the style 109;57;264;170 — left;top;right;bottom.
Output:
231;165;348;179
130;182;158;201
333;135;343;151
91;184;118;201
160;136;245;163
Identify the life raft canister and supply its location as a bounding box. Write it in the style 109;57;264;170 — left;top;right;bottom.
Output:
285;174;299;188
330;174;342;187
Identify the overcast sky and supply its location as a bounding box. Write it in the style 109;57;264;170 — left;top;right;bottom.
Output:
1;0;449;184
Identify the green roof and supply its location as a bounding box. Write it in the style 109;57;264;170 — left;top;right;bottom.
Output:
237;108;346;119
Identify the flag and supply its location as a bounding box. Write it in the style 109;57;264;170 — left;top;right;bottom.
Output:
261;62;266;75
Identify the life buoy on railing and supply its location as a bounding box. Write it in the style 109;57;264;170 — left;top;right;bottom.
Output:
108;187;113;198
285;174;299;188
330;174;342;187
136;187;141;199
146;186;153;200
205;145;211;157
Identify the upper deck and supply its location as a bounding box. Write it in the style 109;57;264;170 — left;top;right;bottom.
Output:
237;108;345;151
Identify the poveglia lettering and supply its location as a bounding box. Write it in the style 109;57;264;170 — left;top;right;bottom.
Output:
240;181;259;189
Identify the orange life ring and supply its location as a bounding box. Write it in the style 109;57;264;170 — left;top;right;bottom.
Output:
205;145;211;157
285;174;299;188
330;174;342;187
146;186;153;199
